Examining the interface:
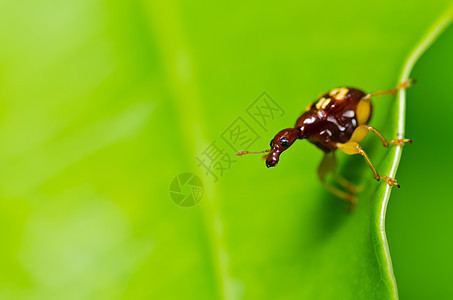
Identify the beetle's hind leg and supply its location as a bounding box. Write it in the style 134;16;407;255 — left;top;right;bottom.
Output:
331;172;363;194
336;141;400;188
363;78;415;100
318;152;360;208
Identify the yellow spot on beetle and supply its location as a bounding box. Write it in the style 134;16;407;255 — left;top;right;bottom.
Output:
316;97;331;110
356;98;371;125
329;87;349;101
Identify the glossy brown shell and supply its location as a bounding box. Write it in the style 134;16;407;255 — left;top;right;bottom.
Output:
295;88;372;152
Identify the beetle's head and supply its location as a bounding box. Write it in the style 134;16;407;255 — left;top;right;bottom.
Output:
265;128;299;167
236;128;299;168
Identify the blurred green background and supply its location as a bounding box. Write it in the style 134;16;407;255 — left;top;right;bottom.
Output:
0;0;452;299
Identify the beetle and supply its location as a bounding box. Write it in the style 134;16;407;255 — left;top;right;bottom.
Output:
236;80;414;206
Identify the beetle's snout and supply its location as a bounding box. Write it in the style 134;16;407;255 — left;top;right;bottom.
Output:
265;151;280;168
266;160;277;168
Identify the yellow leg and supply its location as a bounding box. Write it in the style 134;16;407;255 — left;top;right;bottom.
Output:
362;79;415;100
318;152;358;208
357;79;415;125
350;125;412;146
336;141;400;188
331;173;363;194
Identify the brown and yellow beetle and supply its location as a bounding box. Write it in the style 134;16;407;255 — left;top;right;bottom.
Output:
237;80;413;206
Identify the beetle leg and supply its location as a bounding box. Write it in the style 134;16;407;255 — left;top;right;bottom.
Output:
363;79;415;99
328;152;362;193
318;152;357;208
331;173;363;194
336;141;400;188
350;125;412;146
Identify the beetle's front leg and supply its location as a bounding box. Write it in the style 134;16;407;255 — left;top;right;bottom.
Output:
349;125;412;147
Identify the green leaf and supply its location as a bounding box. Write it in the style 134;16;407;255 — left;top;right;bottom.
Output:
0;1;452;299
370;10;453;300
387;10;453;300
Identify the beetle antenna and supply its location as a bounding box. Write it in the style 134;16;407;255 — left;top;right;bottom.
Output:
236;149;270;156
